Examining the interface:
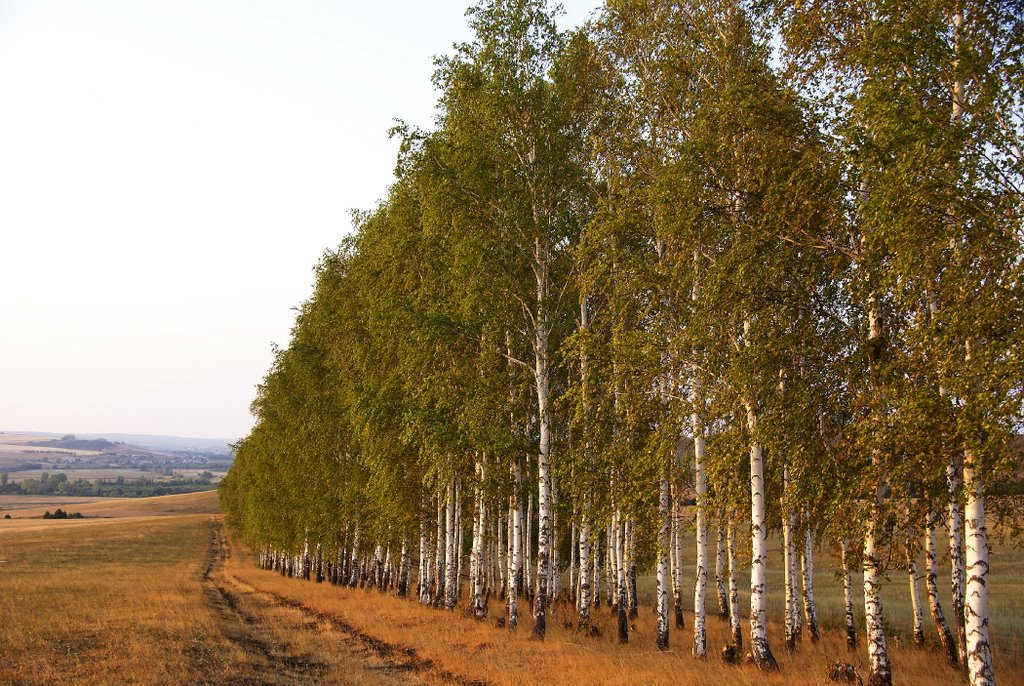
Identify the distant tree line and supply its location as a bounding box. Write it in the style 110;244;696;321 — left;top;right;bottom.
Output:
0;472;216;498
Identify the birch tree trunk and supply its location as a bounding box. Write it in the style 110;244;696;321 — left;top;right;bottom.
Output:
926;510;957;664
906;525;924;646
693;412;708;658
472;463;486;616
593;529;602;610
715;518;729;619
746;404;778;670
602;522;610;606
841;539;857;650
445;477;458;610
727;510;741;648
419;518;431;604
578;509;591;626
672;495;685;629
949;456;968;664
963;454;995;686
456;482;464;601
783;465;799;650
626;518;638;620
349;527;361;588
531;235;553;640
615;509;629;644
864;475;892;686
525;492;533;601
569;517;577;605
657;468;671;651
801;514;819;642
508;461;524;629
434;493;446;606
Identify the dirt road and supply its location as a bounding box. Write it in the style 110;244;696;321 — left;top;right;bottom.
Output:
202;520;449;686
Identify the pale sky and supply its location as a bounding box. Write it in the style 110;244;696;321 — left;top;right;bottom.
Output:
0;0;600;440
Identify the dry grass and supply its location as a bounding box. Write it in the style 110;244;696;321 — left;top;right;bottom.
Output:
0;497;428;685
2;488;1021;685
0;514;243;685
228;540;1024;686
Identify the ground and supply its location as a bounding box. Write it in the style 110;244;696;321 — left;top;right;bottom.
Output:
1;492;1022;685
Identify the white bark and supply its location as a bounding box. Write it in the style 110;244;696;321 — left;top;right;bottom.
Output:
926;510;957;664
963;456;995;686
747;404;777;669
508;463;523;629
578;510;591;625
783;465;799;649
434;492;446;605
949;456;968;664
715;517;728;619
693;413;708;658
657;468;671;651
614;508;628;643
727;510;741;648
471;464;486;616
801;513;819;642
626;518;637;619
419;518;431;603
672;494;685;629
349;526;361;587
841;539;856;650
864;480;892;686
445;477;458;610
906;525;924;646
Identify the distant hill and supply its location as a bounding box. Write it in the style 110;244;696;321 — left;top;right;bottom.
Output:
76;433;233;455
28;435;117;451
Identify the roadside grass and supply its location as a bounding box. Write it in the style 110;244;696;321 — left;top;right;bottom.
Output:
229;535;1024;686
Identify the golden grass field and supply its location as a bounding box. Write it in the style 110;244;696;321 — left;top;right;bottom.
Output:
2;491;1022;685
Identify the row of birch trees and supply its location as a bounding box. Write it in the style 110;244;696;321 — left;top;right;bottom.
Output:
220;1;1023;684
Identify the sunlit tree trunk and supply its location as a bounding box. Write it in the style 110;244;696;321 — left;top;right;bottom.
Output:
615;508;629;644
963;453;995;686
801;513;819;643
419;518;431;603
948;455;967;664
865;474;892;685
626;518;638;620
693;411;708;658
783;465;799;650
578;508;591;626
657;467;671;651
508;462;523;629
926;510;957;664
715;518;729;619
746;404;777;670
349;526;361;587
471;462;486;616
841;539;857;650
906;525;924;646
434;493;446;605
672;494;685;629
445;477;458;610
727;510;741;648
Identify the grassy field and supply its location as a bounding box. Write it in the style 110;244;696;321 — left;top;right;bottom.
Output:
229;542;1024;686
2;491;1022;685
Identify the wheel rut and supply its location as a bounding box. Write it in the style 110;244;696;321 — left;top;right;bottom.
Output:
201;519;434;686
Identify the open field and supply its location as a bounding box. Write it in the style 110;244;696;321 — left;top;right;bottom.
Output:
0;489;221;519
0;495;430;685
2;468;166;483
2;490;1022;685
